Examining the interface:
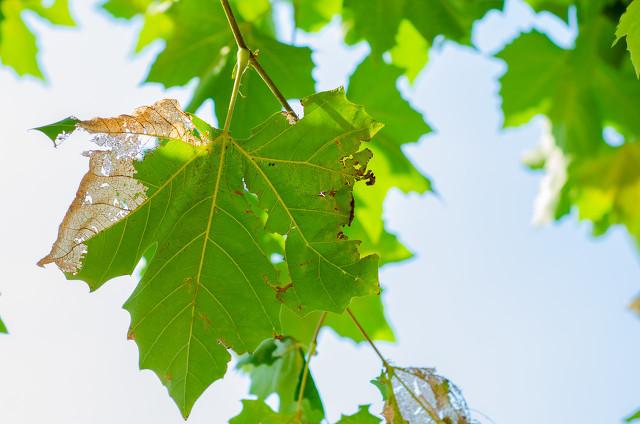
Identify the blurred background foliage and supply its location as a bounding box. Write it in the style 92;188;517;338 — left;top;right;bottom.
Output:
2;0;640;420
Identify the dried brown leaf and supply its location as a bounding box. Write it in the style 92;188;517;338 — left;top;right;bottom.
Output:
37;99;198;273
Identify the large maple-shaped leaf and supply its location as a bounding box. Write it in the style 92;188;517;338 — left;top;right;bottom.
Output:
37;89;380;416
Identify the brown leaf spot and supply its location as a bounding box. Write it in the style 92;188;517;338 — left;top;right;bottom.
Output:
274;282;293;303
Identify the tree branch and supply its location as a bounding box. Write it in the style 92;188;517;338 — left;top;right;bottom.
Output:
219;0;299;122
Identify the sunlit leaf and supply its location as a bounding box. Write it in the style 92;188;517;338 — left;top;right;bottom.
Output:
37;90;380;416
336;405;381;423
237;338;324;419
615;0;640;77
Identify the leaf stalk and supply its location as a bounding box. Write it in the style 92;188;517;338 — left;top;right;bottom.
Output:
219;0;299;123
296;311;327;419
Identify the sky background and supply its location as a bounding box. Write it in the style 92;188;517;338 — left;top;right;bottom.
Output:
1;1;639;423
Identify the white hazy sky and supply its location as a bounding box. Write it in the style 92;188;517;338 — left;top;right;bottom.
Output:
1;1;639;423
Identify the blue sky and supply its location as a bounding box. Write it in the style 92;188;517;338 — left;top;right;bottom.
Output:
0;1;638;423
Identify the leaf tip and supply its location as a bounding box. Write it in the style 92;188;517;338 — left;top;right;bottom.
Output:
33;117;80;147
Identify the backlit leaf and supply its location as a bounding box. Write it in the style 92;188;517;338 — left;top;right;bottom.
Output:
38;89;380;416
615;0;640;77
336;405;381;423
237;338;324;419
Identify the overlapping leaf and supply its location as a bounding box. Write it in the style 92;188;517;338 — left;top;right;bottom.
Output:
342;0;502;53
236;338;324;420
37;89;380;416
615;0;640;77
0;0;74;77
337;405;381;423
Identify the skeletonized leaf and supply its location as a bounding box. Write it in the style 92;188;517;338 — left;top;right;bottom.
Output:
37;89;380;416
376;367;477;424
37;99;199;274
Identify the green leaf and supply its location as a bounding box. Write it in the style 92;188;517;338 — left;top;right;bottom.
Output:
33;117;80;146
521;0;573;21
135;10;174;52
336;405;381;423
404;0;502;44
626;408;640;422
188;33;315;138
0;316;7;334
566;143;640;242
291;0;341;33
347;55;431;253
237;338;324;418
497;23;640;156
102;0;154;19
230;399;322;423
281;293;394;346
0;1;43;78
390;19;429;84
30;0;75;26
144;0;232;87
615;0;640;77
230;399;292;423
0;0;75;77
343;0;405;53
38;90;380;416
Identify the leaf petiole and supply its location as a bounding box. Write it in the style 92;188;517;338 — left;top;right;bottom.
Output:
223;47;250;134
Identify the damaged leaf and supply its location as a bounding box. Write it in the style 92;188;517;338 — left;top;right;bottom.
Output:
37;89;380;417
377;367;477;424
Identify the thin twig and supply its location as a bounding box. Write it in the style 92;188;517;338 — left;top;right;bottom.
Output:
346;308;389;367
218;0;299;121
296;311;327;418
249;57;299;121
220;0;248;49
346;308;446;424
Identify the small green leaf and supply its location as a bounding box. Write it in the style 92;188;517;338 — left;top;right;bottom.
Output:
237;338;324;418
390;20;429;84
343;0;405;53
230;399;322;423
626;408;640;422
337;405;381;423
291;0;341;33
102;0;153;19
33;117;80;146
0;316;7;334
615;0;640;77
405;0;501;44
